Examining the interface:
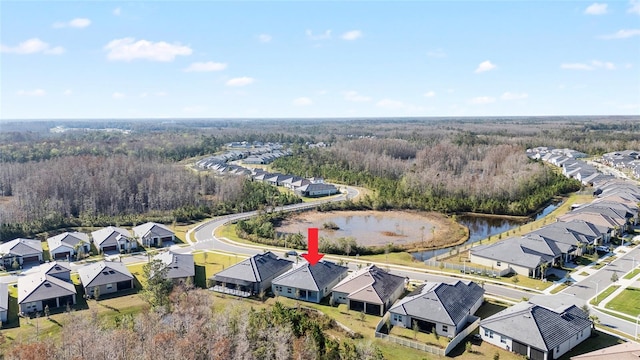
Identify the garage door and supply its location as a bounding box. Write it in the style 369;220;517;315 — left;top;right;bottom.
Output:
117;280;132;290
54;252;70;260
365;304;381;316
22;256;39;263
103;245;118;252
512;340;528;357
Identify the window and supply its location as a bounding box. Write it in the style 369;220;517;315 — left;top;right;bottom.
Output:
576;333;579;340
496;261;501;267
555;346;560;354
287;288;292;294
106;283;113;290
442;325;448;333
500;336;506;344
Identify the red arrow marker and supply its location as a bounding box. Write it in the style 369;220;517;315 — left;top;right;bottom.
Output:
301;227;324;266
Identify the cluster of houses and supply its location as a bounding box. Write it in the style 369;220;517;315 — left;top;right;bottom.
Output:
209;250;592;359
196;142;290;169
0;222;176;269
601;150;640;179
9;247;195;317
471;148;640;279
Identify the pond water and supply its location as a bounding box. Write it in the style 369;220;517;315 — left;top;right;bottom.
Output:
411;200;562;260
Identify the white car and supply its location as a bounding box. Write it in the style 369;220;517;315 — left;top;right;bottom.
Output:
596;246;610;253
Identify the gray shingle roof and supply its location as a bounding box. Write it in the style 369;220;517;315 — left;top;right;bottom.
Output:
132;222;174;239
0;238;42;257
154;250;195;279
481;302;591;351
471;237;552;269
272;260;349;291
390;281;484;326
77;261;133;288
18;263;76;304
47;232;90;252
212;251;293;284
91;226;131;247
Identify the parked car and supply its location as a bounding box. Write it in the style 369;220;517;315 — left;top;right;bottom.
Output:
596;246;611;253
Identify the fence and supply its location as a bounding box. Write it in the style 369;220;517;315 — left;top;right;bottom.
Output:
374;312;446;356
444;316;480;355
424;260;511;277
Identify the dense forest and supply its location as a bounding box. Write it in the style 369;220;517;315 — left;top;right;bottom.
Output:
273;139;580;215
1;286;384;360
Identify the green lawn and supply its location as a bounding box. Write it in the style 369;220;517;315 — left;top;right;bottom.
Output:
550;282;571;294
623;268;640;280
557;330;625;360
604;287;640;317
590;285;620;306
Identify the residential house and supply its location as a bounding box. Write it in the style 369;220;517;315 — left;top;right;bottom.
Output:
0;238;43;268
17;262;76;313
295;183;339;197
272;260;349;303
47;232;91;260
0;282;7;323
480;302;591;360
331;265;406;316
211;251;293;297
91;226;137;253
470;237;559;278
77;261;134;298
558;212;624;237
132;222;175;248
570;341;640;360
389;281;484;338
153;250;195;283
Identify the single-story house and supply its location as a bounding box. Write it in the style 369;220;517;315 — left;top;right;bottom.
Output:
47;231;91;260
558;212;622;237
211;251;293;297
570;341;640;360
331;265;406;316
480;302;591;360
295;183;339;198
91;226;137;253
389;280;484;337
0;282;8;323
0;238;43;268
470;237;559;278
153;250;195;283
18;262;76;313
77;261;134;298
272;260;349;303
132;222;175;248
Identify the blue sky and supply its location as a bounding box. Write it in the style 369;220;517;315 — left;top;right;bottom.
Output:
1;1;639;119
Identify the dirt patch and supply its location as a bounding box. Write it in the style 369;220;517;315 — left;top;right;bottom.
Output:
277;210;468;251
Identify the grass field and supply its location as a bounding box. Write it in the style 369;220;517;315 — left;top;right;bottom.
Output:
192;250;246;287
623;268;640;280
591;285;620;306
605;287;640;317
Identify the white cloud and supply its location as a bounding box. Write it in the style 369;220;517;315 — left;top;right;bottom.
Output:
17;89;46;96
183;61;227;72
470;96;496;104
343;90;371;102
306;29;332;40
599;29;640;39
561;60;616;70
475;60;497;73
104;38;192;62
427;49;446;58
140;91;168;98
501;92;528;100
113;7;122;16
584;3;608;15
112;92;125;99
629;0;640;14
341;30;362;41
155;91;167;97
423;91;436;98
183;105;205;113
63;89;72;96
293;97;313;106
53;18;91;28
258;34;272;43
0;38;65;55
376;99;405;109
226;77;255;87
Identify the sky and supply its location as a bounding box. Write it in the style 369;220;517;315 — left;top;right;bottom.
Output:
1;1;639;120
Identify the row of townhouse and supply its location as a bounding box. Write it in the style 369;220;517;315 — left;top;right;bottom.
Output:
195;143;289;169
0;222;175;268
209;250;592;359
472;149;640;278
0;249;194;322
601;150;640;178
